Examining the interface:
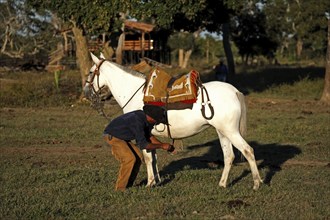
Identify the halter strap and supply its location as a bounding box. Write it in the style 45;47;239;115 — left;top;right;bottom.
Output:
86;59;106;92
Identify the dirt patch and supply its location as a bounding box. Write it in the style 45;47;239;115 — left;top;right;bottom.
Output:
247;97;330;114
1;146;107;155
254;159;329;168
1;146;113;170
280;160;329;167
222;199;250;209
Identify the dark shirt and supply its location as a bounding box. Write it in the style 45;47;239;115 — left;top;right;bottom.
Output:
215;64;228;76
103;110;153;149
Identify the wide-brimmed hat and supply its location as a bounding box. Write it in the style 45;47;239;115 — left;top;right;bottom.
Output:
143;105;167;124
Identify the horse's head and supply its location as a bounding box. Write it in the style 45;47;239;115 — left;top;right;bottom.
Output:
83;53;111;100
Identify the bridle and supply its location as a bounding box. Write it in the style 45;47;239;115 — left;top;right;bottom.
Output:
86;59;106;95
85;59;145;118
85;59;110;119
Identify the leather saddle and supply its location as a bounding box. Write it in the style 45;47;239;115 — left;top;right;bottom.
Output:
143;68;200;110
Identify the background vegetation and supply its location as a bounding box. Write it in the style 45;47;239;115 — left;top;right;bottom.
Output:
1;0;329;68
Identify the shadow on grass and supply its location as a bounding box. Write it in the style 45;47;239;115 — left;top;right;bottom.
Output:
201;66;325;94
158;140;301;187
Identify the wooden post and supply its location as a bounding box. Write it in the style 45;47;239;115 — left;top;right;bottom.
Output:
321;19;330;103
141;32;145;58
116;32;125;64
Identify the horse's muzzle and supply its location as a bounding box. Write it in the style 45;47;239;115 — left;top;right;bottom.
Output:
83;85;92;100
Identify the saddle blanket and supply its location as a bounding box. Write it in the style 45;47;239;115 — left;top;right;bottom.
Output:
131;60;152;75
143;68;199;106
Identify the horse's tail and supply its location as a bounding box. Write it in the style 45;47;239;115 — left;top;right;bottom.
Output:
236;91;247;137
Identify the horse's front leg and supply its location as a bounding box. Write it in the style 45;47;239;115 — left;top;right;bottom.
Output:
142;149;161;187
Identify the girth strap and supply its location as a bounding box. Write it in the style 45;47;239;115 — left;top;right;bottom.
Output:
163;75;184;139
164;79;173;139
163;80;214;140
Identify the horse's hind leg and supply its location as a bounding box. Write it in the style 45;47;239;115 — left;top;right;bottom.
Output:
226;132;263;190
217;131;235;188
142;149;161;187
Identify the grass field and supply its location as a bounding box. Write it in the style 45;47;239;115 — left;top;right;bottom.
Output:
0;66;329;219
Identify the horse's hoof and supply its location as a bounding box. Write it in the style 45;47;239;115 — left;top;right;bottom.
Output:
146;183;155;188
146;180;161;188
253;180;262;190
219;182;227;188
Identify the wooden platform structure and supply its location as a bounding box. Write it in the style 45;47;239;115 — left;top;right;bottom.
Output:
122;20;170;65
124;20;155;53
124;40;154;51
45;20;170;69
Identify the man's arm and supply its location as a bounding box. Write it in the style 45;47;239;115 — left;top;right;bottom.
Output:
146;136;175;152
149;136;162;144
145;142;171;151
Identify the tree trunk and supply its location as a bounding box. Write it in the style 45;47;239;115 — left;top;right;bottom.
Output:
102;41;114;60
321;20;330;104
116;32;125;64
62;32;69;55
179;49;184;67
141;32;145;58
182;49;192;69
296;38;303;60
222;22;235;80
206;39;209;63
72;25;92;89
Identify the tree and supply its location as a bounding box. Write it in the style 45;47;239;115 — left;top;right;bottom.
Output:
131;0;238;73
263;0;329;60
196;34;223;63
321;19;330;104
231;4;278;64
131;0;208;69
27;0;132;88
27;0;240;77
0;0;53;58
167;31;198;68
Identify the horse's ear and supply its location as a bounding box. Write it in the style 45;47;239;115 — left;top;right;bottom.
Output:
100;52;106;59
90;52;99;64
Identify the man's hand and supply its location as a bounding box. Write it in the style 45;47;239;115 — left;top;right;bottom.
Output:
161;143;176;154
103;134;112;145
167;145;175;153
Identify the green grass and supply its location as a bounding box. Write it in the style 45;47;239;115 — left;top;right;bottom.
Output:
1;66;329;219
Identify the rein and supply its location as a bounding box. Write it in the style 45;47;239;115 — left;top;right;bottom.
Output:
121;82;146;109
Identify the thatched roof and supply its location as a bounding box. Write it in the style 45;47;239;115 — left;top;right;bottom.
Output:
124;20;155;33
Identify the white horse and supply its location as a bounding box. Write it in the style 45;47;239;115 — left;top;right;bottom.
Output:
84;53;263;190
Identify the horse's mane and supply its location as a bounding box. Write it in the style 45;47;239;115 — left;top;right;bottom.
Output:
108;60;147;79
